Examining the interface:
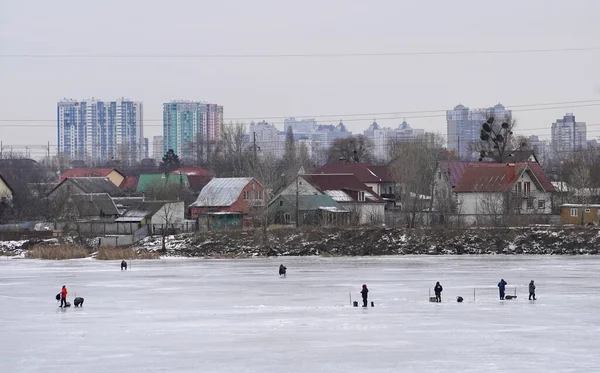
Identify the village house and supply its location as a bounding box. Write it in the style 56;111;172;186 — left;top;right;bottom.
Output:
59;168;126;188
48;177;126;199
453;162;555;225
170;166;214;193
274;173;385;225
316;163;395;196
189;177;265;225
268;194;349;226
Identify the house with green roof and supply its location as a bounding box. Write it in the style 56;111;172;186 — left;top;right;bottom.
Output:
136;173;190;194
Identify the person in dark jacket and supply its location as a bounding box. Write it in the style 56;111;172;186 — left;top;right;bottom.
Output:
361;284;369;307
529;280;536;300
121;260;127;270
59;285;68;308
498;279;507;300
434;282;443;302
279;264;287;277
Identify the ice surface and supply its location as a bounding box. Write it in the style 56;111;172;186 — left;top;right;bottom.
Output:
1;256;600;372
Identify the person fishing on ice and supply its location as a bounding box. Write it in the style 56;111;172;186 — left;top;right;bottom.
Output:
59;285;68;308
360;284;369;307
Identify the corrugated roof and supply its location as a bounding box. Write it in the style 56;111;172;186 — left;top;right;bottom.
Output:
325;190;353;202
120;176;138;192
51;177;125;197
190;177;255;207
316;163;393;183
136;173;190;193
120;201;170;218
304;174;385;203
59;168;123;182
71;193;119;217
438;161;472;187
454;163;555;193
278;194;344;211
170;166;213;177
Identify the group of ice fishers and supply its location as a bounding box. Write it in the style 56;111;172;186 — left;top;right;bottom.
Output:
279;265;538;306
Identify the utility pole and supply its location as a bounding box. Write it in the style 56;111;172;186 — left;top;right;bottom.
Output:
295;174;299;228
249;132;260;160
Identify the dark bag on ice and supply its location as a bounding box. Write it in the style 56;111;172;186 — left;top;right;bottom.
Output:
55;293;61;301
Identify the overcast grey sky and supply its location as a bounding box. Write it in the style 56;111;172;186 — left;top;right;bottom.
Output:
1;0;599;155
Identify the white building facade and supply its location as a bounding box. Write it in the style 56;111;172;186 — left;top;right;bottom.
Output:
551;113;587;158
57;98;144;164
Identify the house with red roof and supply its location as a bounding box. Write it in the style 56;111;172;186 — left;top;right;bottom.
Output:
316;163;395;196
170;166;214;193
59;168;125;188
274;172;386;224
453;162;555;223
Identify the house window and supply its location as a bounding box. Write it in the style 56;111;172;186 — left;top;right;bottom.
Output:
585;208;591;213
538;200;545;209
515;182;522;195
279;200;283;207
358;191;365;202
526;199;533;209
243;191;249;200
523;182;531;197
570;208;578;217
256;190;263;200
283;213;291;223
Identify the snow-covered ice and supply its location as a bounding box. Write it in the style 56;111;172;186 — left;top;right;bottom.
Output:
1;256;600;372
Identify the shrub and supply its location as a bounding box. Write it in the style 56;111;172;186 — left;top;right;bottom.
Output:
95;247;159;260
26;245;89;260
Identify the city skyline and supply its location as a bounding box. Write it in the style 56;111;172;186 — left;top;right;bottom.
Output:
1;0;599;154
37;99;600;162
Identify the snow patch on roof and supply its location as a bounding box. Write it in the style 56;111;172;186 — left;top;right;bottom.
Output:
191;177;254;207
325;190;353;202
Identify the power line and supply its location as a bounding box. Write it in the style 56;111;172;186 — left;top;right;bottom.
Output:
1;100;599;126
2;47;600;59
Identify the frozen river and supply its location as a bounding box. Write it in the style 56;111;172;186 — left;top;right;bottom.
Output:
1;256;599;372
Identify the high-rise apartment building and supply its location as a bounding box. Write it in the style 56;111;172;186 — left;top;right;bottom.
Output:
163;101;223;162
551;113;587;157
363;120;427;161
446;103;512;160
57;98;144;163
152;136;164;162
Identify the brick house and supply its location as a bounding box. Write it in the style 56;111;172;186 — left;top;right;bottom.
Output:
189;177;264;225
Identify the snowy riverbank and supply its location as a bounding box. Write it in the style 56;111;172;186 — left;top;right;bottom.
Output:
3;227;600;258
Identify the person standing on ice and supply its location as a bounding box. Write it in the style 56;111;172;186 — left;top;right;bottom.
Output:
279;264;286;277
434;282;443;302
498;279;507;300
360;284;369;307
121;260;127;270
529;280;536;300
59;285;68;308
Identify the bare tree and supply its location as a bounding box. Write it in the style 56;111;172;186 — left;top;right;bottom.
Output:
475;116;529;163
327;135;374;163
389;135;445;228
246;152;280;244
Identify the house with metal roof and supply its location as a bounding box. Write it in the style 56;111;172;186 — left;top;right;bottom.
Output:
453;162;555;224
189;177;264;224
48;177;126;198
274;173;385;225
59;168;125;188
71;193;120;218
268;194;349;226
136;173;190;194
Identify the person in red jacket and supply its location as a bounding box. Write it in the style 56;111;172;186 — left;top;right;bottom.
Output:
60;285;68;308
